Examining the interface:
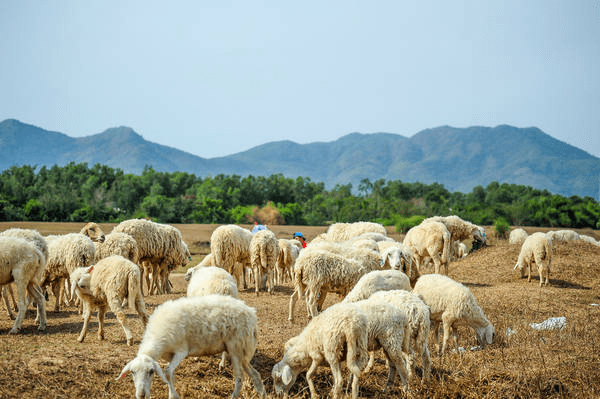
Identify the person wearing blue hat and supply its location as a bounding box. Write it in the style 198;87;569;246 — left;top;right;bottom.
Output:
293;232;307;248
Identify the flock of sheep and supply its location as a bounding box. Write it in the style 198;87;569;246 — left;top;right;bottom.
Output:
0;217;595;398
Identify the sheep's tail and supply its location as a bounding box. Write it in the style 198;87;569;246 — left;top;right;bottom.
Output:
440;230;451;265
294;260;305;300
347;327;369;376
127;270;141;312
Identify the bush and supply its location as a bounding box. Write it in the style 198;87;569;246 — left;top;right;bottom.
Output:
494;217;510;239
395;215;426;233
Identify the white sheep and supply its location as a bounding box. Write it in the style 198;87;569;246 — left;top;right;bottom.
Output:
579;234;600;246
412;274;495;355
112;219;190;295
249;229;280;295
275;238;300;285
351;299;411;393
342;269;411;304
272;302;369;399
509;228;528;245
369;289;432;381
0;236;47;333
80;221;107;243
186;265;238;298
324;221;388;241
378;241;415;280
42;233;95;312
288;245;381;322
117;295;265;399
94;232;139;263
403;221;451;277
546;229;580;244
424;215;487;245
210;224;253;290
70;255;149;346
514;231;552;286
0;228;49;319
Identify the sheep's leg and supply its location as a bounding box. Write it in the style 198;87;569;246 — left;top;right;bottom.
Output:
253;266;261;295
78;302;92;342
165;351;186;399
51;279;61;312
288;289;298;322
306;358;321;399
441;315;455;355
27;283;47;331
97;305;106;341
383;347;409;394
135;294;149;327
241;360;265;397
2;286;15;320
327;357;345;399
363;352;375;373
306;289;319;319
218;351;228;370
109;296;133;346
229;354;245;398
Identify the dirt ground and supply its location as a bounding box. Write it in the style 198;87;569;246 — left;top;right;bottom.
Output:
0;222;599;398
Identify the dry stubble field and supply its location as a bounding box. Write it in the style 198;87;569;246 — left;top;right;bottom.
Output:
0;222;599;399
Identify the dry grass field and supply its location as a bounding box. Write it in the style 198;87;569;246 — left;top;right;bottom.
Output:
0;222;599;398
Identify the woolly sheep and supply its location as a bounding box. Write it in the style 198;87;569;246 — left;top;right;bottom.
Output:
186;265;238;298
424;215;487;245
70;255;148;346
112;219;190;295
579;234;600;246
273;302;369;399
210;224;253;290
249;229;280;295
403;221;451;277
351;299;411;393
369;289;432;381
352;231;393;243
324;221;388;241
117;295;265;399
342;269;411;304
0;228;49;319
94;232;139;264
509;228;528;245
275;239;300;285
412;274;495;355
378;242;415;280
451;241;468;260
42;233;95;312
288;245;381;322
80;222;106;243
514;232;552;286
0;236;47;333
546;229;580;244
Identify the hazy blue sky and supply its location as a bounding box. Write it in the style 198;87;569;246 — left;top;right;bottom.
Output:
1;1;599;158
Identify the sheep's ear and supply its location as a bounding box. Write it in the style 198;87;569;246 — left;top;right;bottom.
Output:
87;265;94;273
281;365;293;385
486;326;495;344
117;362;131;380
513;263;519;270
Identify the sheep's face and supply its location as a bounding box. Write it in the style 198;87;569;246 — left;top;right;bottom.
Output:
476;324;496;347
81;223;105;243
382;248;401;270
272;361;298;396
75;273;92;295
117;355;167;399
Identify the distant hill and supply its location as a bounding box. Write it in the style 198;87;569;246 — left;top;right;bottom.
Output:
1;119;598;199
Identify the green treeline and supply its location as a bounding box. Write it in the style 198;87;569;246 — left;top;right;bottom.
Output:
0;162;598;230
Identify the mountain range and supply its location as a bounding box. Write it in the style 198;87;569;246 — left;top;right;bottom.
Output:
1;118;598;199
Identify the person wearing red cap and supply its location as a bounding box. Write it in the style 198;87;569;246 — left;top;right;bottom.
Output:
293;232;307;248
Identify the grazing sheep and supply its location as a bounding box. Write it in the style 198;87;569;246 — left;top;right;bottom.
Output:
288;246;381;322
117;295;265;399
276;239;300;285
509;228;528;245
112;219;190;295
412;274;495;355
186;266;238;298
403;221;451;277
80;222;106;243
324;221;388;241
379;242;415;280
0;228;49;319
210;224;253;290
342;269;411;304
514;232;552;286
70;255;148;346
424;215;487;245
351;299;411;393
0;236;47;333
579;234;600;246
546;229;580;244
353;231;394;243
369;289;432;381
249;229;280;295
94;232;139;264
273;302;369;399
42;233;95;312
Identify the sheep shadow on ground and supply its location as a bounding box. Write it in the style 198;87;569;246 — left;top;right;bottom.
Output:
463;282;492;288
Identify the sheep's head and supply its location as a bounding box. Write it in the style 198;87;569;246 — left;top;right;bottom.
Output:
475;324;496;347
513;260;525;277
80;222;105;243
117;354;167;399
381;247;401;270
70;266;93;299
184;266;198;281
272;360;299;396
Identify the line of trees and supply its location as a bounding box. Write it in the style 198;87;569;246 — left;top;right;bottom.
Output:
0;162;598;230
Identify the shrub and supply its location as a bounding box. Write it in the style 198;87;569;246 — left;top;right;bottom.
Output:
395;215;426;233
494;217;510;239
